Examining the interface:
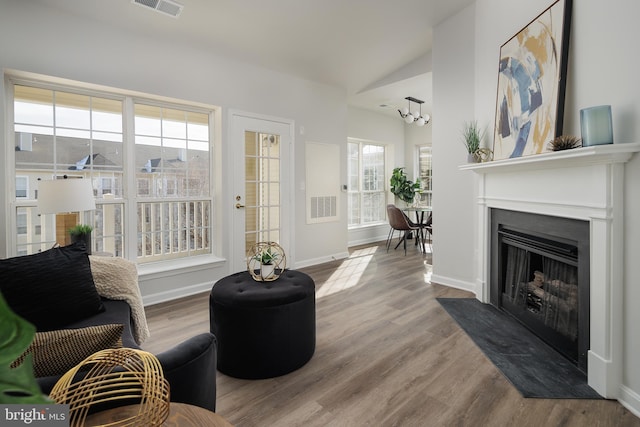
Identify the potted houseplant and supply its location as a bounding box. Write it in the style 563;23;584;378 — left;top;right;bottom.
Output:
69;224;93;254
390;167;421;206
0;291;49;403
254;246;279;280
462;120;484;162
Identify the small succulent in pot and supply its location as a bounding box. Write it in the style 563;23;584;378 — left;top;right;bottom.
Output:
254;246;279;265
548;135;582;151
69;224;93;236
69;224;93;253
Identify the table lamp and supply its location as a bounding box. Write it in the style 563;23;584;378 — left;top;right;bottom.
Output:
37;176;96;251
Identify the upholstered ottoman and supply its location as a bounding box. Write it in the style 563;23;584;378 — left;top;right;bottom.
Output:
209;270;315;379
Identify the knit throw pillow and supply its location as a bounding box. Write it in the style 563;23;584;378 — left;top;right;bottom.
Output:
12;324;124;378
0;243;104;330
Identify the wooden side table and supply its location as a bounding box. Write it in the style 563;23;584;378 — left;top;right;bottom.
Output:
85;402;233;427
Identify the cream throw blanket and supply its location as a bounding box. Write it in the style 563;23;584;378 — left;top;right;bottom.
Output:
88;256;150;344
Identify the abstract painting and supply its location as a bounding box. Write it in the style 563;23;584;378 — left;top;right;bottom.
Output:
492;0;572;160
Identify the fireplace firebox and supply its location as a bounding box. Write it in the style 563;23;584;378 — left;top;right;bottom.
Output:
490;209;590;373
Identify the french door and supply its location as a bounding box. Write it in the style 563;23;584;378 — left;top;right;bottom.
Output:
230;113;293;273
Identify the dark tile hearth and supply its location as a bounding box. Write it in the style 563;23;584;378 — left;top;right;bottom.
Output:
437;297;602;399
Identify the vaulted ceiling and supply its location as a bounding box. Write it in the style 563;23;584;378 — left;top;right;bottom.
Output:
35;0;475;117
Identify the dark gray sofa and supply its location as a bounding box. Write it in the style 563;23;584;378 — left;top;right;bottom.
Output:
0;243;217;412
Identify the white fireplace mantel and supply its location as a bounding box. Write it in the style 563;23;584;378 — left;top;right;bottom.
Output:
460;142;640;174
461;142;640;399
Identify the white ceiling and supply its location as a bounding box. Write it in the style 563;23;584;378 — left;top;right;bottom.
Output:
35;0;475;117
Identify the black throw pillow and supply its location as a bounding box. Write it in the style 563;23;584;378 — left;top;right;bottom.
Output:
0;242;105;330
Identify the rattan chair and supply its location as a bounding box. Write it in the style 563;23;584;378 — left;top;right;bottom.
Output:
49;348;170;427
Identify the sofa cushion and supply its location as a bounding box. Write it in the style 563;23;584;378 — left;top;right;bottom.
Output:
0;243;104;330
12;324;123;377
64;299;139;349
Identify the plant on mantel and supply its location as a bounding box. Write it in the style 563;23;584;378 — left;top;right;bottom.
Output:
462;120;492;162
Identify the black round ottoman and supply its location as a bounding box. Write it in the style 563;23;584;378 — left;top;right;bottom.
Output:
209;270;315;379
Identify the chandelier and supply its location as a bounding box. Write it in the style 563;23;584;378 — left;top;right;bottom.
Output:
398;96;430;126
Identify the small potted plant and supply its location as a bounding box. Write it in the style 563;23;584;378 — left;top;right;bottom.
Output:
69;224;93;254
390;167;421;206
462;120;484;162
254;246;279;280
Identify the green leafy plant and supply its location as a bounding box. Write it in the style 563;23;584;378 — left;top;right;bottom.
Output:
69;224;93;236
390;167;421;204
461;120;484;155
254;247;279;265
0;291;50;403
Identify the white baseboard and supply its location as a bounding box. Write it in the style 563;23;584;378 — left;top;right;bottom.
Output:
142;281;213;306
430;274;477;295
294;251;350;269
348;235;388;247
619;385;640;419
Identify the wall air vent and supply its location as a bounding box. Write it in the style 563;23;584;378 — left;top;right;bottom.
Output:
132;0;183;18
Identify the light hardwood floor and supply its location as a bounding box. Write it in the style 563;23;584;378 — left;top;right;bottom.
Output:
142;241;640;427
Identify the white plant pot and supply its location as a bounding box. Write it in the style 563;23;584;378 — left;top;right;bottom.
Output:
261;264;275;280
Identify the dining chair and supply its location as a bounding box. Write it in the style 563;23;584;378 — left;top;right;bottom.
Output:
386;204;423;255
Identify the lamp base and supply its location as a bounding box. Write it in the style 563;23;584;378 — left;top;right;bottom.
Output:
56;213;79;246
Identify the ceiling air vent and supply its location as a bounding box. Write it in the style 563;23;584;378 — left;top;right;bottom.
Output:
132;0;183;18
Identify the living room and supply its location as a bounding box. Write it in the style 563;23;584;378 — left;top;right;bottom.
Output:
1;0;640;423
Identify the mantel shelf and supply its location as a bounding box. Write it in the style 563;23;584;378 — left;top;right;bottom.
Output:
459;142;640;174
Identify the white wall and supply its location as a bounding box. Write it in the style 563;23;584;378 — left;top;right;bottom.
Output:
431;3;478;292
0;1;348;301
404;120;432;179
435;0;640;414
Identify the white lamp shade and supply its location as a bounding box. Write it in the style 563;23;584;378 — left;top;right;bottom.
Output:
38;178;96;214
404;114;414;124
422;114;431;123
400;107;409;116
416;117;426;126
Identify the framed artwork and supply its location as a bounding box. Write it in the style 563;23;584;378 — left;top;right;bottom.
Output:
492;0;572;160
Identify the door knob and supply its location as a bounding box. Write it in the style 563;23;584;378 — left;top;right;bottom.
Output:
235;203;245;209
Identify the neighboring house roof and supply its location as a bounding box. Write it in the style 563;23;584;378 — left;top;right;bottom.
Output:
15;133;208;174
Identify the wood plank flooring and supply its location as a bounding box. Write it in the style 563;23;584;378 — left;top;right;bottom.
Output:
142;241;640;427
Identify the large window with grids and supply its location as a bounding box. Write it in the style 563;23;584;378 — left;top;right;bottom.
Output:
347;139;386;227
10;78;213;263
416;145;433;207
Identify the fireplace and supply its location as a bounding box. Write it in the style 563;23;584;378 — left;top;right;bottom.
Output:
490;209;590;372
459;143;640;398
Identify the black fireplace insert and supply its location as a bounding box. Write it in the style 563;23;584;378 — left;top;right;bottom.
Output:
490;209;590;373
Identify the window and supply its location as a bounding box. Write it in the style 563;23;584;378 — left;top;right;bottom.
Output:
16;212;27;235
11;79;213;263
416;146;433;207
15;176;28;198
134;104;211;260
347;139;386;227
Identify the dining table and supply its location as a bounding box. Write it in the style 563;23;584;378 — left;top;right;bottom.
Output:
402;206;432;252
403;206;432;225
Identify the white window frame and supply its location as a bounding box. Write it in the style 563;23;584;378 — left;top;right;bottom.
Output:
347;138;387;228
7;73;218;265
415;145;433;207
